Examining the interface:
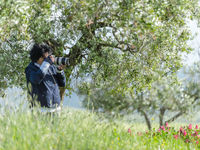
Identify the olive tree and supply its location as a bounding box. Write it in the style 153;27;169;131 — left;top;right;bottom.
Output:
183;60;200;108
77;76;193;130
0;0;199;99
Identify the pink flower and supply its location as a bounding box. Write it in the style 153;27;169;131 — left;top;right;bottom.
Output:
185;139;190;143
188;124;192;130
191;131;198;136
160;126;165;131
158;129;161;132
197;135;200;138
183;130;187;136
191;132;197;137
180;127;183;132
128;128;131;133
196;141;199;145
128;128;131;135
195;131;198;135
196;125;198;129
165;122;168;127
173;135;178;139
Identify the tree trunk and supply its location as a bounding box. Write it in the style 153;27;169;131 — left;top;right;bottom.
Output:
139;109;152;131
159;107;166;126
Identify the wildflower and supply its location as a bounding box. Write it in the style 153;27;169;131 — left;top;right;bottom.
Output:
188;124;192;130
197;135;200;138
160;126;165;131
165;122;168;127
183;130;187;136
196;141;199;144
173;135;178;139
128;128;131;135
185;139;190;143
196;125;198;129
158;129;161;132
191;132;197;137
180;127;183;132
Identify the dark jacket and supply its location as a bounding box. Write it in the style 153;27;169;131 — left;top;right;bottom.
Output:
25;60;66;108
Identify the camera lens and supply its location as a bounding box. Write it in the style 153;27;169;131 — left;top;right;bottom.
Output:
55;57;69;66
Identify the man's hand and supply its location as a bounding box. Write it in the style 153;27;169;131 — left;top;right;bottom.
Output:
49;55;55;63
44;55;54;65
57;65;66;70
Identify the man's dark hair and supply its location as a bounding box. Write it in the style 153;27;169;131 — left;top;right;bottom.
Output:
30;43;52;62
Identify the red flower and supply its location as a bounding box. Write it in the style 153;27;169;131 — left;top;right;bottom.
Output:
185;139;190;143
160;126;165;131
196;125;198;129
188;124;192;130
173;135;178;139
196;141;199;145
128;128;131;133
195;131;198;135
128;128;131;135
180;127;183;133
191;131;198;137
183;130;187;136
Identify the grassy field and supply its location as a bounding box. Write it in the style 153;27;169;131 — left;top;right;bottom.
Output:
0;106;199;150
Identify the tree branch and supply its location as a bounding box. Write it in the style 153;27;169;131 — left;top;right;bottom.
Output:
98;42;121;50
165;111;183;124
111;25;151;54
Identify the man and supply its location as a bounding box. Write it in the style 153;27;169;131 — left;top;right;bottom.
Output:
25;43;66;113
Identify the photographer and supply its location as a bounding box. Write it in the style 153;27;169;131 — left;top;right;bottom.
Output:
25;43;66;113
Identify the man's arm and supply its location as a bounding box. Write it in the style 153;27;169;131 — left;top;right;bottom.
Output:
54;66;66;87
25;58;53;84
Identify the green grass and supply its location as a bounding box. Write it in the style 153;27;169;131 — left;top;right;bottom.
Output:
0;107;198;150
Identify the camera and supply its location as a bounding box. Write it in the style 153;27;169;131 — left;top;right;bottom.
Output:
54;57;70;66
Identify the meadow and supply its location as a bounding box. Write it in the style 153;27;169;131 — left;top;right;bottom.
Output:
0;88;199;150
0;106;199;150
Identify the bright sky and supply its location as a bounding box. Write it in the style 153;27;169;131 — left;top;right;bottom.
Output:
182;20;200;66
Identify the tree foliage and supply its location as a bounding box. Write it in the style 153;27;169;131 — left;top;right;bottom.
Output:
78;75;194;130
0;0;199;98
183;60;200;107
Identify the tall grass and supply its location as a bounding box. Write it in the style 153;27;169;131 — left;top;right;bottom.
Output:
0;107;197;150
0;88;198;149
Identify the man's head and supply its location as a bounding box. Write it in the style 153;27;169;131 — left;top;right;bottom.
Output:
30;44;52;64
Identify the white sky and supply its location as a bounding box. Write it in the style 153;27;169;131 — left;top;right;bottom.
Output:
182;20;200;66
